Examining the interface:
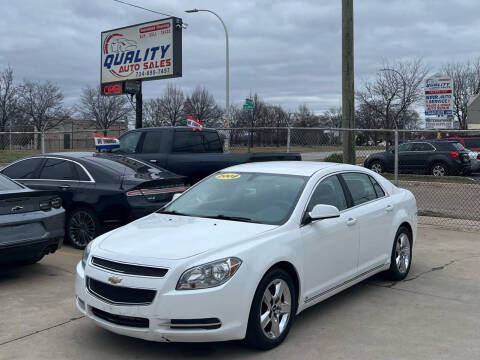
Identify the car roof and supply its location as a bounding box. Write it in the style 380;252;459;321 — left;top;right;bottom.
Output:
222;161;361;177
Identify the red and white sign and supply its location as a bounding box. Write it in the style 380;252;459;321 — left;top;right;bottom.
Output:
93;133;120;150
425;74;454;129
187;116;203;131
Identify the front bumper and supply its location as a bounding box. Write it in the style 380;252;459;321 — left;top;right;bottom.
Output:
75;261;250;343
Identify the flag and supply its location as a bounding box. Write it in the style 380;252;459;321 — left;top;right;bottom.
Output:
93;133;120;151
187;116;203;131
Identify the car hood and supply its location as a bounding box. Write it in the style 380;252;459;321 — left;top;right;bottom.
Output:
97;213;277;260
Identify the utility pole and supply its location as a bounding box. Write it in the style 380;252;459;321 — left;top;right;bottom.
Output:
342;0;355;164
135;82;142;129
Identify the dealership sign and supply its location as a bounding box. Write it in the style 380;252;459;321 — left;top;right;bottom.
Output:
101;17;182;87
424;74;454;129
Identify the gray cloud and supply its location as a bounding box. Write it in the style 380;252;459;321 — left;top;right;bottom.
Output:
0;0;478;113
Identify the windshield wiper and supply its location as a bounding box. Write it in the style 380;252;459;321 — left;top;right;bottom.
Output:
157;210;188;216
205;214;254;223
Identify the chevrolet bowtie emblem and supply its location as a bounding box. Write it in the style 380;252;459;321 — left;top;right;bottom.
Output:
108;276;122;285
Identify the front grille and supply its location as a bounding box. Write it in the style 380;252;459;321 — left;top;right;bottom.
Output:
86;277;156;305
170;318;221;330
91;307;149;328
91;257;168;277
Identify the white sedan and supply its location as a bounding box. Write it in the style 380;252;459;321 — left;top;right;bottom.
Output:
75;161;417;350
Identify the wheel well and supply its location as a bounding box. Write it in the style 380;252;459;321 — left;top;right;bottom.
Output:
268;261;300;308
66;202;96;217
399;221;412;237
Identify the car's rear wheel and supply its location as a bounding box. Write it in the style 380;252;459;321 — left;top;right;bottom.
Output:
67;207;100;249
385;226;412;281
431;162;448;176
369;160;384;174
245;268;296;350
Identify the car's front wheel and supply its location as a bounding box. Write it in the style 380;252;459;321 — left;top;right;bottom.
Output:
245;268;296;350
67;207;100;249
369;160;385;174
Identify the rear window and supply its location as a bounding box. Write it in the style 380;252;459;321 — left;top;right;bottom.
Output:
39;158;77;180
89;155;163;177
0;175;23;191
464;139;480;148
452;142;467;152
1;158;43;179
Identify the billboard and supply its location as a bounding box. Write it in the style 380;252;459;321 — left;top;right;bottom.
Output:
424;74;454;129
101;17;182;87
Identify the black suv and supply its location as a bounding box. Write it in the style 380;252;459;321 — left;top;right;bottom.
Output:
364;140;471;176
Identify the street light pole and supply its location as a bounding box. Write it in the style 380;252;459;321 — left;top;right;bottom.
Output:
185;9;229;124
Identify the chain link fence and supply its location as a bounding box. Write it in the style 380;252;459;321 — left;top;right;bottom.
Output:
1;127;479;230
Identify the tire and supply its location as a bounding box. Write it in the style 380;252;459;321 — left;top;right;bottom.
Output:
67;207;100;249
244;268;297;350
385;226;412;281
430;162;448;177
369;160;385;174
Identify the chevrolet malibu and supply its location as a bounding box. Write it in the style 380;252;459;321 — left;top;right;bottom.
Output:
76;161;417;350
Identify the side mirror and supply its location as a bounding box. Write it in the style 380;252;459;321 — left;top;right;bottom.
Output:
305;204;340;224
172;193;182;201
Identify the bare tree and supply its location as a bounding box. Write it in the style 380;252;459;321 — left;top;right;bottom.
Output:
321;107;343;128
76;85;131;135
442;59;480;129
143;97;163;127
159;84;185;126
184;86;223;127
293;104;318;127
356;58;428;148
0;66;19;133
18;80;70;149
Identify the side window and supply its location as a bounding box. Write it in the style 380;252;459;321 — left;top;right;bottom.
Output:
173;131;206;153
118;131;142;154
1;158;43;179
412;142;434;151
398;143;413;152
464;139;480;148
141;132;163;153
72;163;91;181
369;176;385;198
204;131;222;152
341;172;378;206
39;158;76;180
306;175;347;213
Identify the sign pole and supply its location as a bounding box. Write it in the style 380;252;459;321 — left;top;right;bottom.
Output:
135;82;142;129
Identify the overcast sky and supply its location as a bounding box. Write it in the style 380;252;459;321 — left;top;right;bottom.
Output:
0;0;478;113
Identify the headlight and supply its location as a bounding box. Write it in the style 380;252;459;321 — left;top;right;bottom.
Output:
176;257;242;290
81;242;93;269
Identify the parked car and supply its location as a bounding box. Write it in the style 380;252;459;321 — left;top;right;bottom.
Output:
109;127;302;184
364;140;471;176
441;136;480;152
76;161;417;349
1;153;187;249
0;174;64;265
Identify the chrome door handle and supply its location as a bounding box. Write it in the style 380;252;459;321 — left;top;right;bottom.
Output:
149;159;157;163
60;185;70;191
386;205;394;212
346;218;357;226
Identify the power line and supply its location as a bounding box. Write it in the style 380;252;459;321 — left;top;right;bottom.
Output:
112;0;181;20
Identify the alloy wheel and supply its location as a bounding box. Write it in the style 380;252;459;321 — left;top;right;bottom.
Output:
395;233;411;274
69;211;96;248
260;279;292;340
432;164;446;176
371;162;383;173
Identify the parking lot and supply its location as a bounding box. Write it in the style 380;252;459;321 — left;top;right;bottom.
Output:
1;225;478;360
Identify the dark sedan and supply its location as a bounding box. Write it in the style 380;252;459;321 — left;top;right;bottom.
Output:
0;174;64;265
1;153;187;249
364;140;471;176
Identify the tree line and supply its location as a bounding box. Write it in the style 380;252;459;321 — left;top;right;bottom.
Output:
1;57;479;139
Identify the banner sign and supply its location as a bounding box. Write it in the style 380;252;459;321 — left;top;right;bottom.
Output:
101;17;182;87
94;133;120;150
425;74;454;129
187;116;203;131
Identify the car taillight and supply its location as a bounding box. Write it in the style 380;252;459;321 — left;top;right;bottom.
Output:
51;197;62;209
126;190;143;197
477;154;480;160
450;151;459;160
39;200;52;211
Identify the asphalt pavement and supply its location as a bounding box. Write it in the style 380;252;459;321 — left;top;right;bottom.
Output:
0;226;479;360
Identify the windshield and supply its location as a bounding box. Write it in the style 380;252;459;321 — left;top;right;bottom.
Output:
162;172;308;225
